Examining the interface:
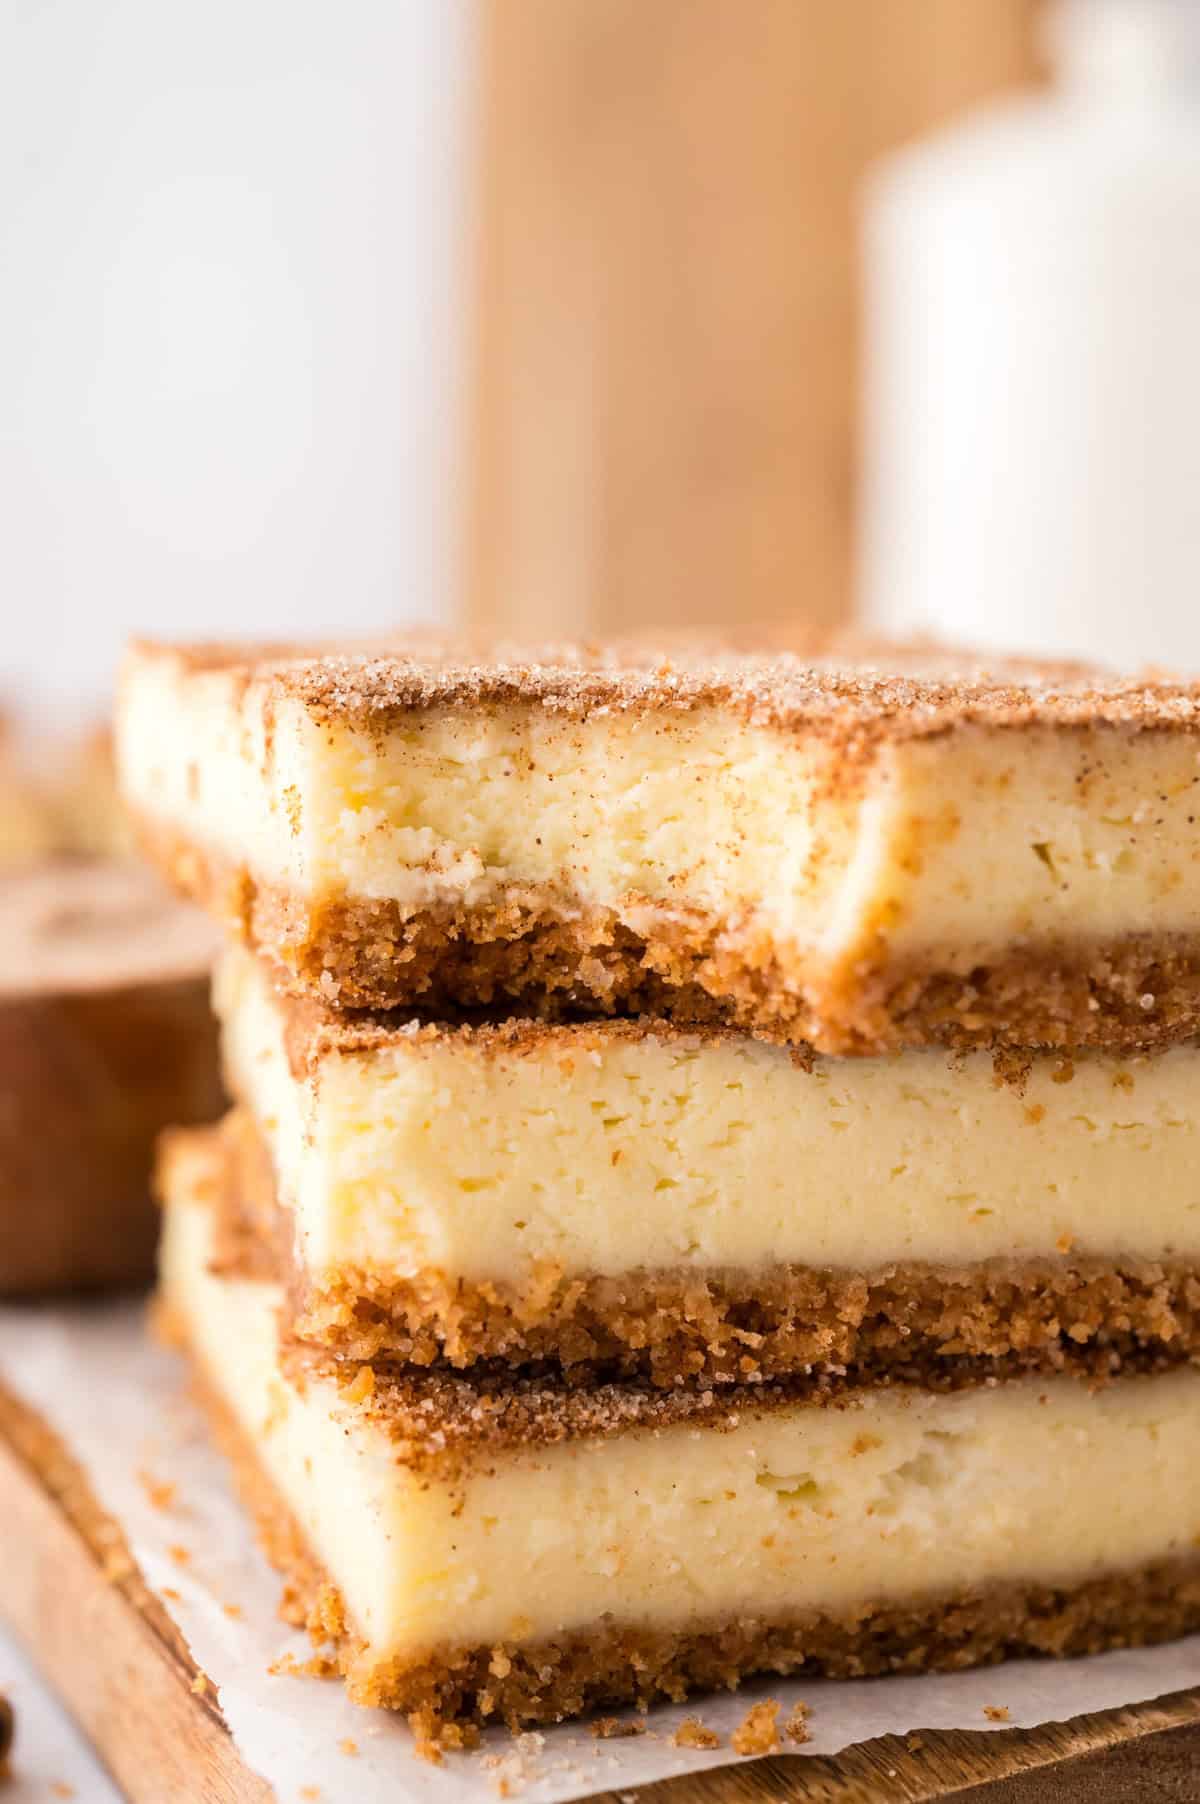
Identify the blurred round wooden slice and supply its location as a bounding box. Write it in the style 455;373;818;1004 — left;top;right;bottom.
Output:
0;860;222;1294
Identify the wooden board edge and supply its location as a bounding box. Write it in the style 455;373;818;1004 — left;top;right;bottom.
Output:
0;1376;272;1804
582;1683;1200;1803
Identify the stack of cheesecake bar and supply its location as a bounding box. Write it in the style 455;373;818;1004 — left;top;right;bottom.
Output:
117;636;1200;1747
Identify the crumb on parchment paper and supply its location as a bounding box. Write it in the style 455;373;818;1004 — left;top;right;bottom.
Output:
984;1705;1011;1723
481;1730;547;1794
136;1468;177;1512
784;1701;811;1745
411;1712;482;1766
268;1650;339;1681
590;1717;646;1738
732;1699;781;1756
672;1717;721;1750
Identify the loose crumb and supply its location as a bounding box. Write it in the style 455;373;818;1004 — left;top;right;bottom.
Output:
342;1365;375;1404
590;1717;646;1739
481;1734;545;1796
168;1544;191;1567
339;1738;359;1757
732;1699;781;1756
268;1650;338;1681
52;1786;76;1801
161;1586;182;1604
984;1705;1011;1723
300;1789;320;1801
222;1603;243;1620
101;1550;134;1584
672;1717;721;1750
137;1468;178;1512
413;1732;444;1765
784;1701;812;1746
190;1673;209;1696
410;1713;481;1764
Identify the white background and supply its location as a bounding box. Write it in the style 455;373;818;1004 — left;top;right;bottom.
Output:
1;0;472;716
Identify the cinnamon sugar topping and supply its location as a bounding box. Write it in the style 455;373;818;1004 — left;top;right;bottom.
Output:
131;634;1200;740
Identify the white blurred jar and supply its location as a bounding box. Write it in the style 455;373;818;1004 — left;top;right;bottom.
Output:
859;0;1200;669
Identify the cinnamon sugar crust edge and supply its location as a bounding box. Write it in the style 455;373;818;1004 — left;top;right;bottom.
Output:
181;1338;1200;1739
209;1111;1200;1390
136;817;1200;1054
128;633;1200;741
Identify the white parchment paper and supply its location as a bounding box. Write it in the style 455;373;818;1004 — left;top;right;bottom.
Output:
1;1297;1198;1804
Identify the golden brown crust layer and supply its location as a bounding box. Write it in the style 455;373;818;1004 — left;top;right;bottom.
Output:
128;634;1200;740
136;816;1200;1053
290;1257;1200;1389
208;1111;1200;1391
187;1346;1200;1738
0;971;222;1295
273;976;806;1072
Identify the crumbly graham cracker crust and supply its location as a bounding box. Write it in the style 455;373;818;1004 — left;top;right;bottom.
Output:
137;816;1200;1053
208;1109;1200;1387
182;1337;1200;1739
290;1257;1200;1389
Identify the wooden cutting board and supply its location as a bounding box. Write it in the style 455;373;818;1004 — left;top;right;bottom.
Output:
1;1375;1198;1803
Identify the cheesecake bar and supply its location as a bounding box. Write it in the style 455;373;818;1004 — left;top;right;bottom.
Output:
214;943;1200;1382
118;637;1200;1053
0;860;222;1293
161;1128;1200;1739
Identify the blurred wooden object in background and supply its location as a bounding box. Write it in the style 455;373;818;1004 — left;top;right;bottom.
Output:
466;0;1041;640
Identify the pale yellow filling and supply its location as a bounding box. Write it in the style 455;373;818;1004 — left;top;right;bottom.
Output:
218;944;1200;1284
118;648;1200;982
163;1177;1200;1668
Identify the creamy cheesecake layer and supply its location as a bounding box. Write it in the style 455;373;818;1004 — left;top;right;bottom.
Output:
118;638;1200;1052
213;944;1200;1377
221;946;1200;1279
163;1153;1200;1731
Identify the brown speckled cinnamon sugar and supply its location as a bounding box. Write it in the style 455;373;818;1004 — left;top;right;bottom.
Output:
127;633;1200;739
